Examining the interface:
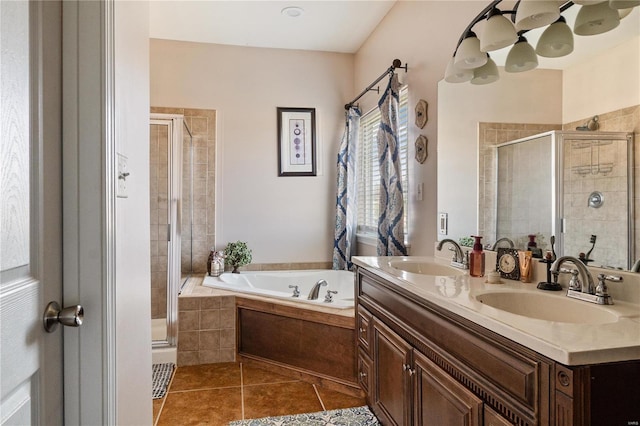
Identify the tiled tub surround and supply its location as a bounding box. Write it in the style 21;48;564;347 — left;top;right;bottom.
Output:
177;270;358;395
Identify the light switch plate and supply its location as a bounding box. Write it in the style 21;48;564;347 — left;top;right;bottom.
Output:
416;182;424;201
117;153;129;198
438;212;448;235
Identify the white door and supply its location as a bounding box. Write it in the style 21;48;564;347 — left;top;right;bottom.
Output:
1;1;65;424
2;1;121;424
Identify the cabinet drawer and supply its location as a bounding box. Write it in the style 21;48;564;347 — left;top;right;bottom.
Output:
357;307;372;354
357;354;372;393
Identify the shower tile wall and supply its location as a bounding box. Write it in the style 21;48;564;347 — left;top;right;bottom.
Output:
151;106;217;276
563;105;640;265
478;122;561;244
150;123;169;319
562;139;628;267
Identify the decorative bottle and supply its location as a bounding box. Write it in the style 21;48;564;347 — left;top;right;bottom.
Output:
469;235;485;277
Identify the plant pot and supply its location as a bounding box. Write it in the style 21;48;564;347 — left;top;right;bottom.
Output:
232;265;240;274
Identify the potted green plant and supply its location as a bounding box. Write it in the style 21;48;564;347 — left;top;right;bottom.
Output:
224;241;252;273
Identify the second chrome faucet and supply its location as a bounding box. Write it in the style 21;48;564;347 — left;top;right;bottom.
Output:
437;239;468;269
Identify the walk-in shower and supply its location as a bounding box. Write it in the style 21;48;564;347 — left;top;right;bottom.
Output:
150;114;193;361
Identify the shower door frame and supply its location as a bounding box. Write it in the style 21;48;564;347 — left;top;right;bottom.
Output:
150;114;184;348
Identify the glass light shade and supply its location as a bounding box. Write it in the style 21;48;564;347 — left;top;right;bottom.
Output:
574;2;620;35
480;11;518;52
618;8;634;18
609;0;640;8
505;37;538;73
454;33;488;69
471;56;499;85
515;1;561;31
444;57;473;83
536;17;574;57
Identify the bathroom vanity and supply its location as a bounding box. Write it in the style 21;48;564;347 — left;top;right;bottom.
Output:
353;256;640;426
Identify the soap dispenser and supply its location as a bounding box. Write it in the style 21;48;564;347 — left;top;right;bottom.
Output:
469;235;485;277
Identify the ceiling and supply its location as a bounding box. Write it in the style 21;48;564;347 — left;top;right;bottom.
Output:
149;1;639;69
149;1;397;54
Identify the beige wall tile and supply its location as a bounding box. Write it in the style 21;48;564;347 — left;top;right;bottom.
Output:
219;309;235;328
199;350;222;364
177;351;199;366
200;310;221;329
201;297;221;310
199;330;221;350
179;297;200;311
178;331;199;351
220;329;235;349
179;310;200;331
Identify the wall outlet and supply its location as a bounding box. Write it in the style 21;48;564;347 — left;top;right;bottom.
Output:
117;153;129;198
438;212;448;235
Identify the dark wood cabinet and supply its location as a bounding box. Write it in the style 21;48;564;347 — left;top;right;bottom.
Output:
355;266;640;426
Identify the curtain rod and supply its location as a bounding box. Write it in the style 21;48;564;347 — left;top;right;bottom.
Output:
344;59;408;110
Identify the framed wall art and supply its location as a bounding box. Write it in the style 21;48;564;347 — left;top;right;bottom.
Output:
277;107;316;176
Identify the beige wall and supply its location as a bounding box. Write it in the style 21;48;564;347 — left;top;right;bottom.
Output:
354;1;485;256
563;36;640;124
115;1;153;423
150;40;353;264
437;69;563;242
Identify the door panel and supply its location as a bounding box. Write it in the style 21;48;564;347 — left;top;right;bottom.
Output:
0;1;63;424
414;351;483;426
372;319;412;426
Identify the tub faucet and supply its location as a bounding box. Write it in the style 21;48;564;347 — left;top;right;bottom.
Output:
437;239;468;269
308;279;328;300
490;237;515;251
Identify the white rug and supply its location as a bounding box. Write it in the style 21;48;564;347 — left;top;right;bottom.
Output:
152;363;175;399
229;406;380;426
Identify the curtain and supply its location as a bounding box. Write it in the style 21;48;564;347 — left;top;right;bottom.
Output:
376;73;407;256
333;107;361;270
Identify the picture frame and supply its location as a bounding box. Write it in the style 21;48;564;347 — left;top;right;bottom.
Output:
277;107;316;176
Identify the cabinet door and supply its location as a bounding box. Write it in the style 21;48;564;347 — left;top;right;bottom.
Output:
372;319;412;426
413;350;483;426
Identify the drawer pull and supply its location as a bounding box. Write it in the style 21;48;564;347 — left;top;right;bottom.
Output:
359;371;368;378
359;327;366;334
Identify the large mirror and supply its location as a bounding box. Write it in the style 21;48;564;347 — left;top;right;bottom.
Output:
437;7;639;270
484;131;634;269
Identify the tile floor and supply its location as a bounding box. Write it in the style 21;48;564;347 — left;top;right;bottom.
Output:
153;363;367;425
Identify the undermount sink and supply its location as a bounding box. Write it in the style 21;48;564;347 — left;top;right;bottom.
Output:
475;291;619;324
389;260;466;276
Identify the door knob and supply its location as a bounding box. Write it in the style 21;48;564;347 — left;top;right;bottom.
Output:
43;301;84;333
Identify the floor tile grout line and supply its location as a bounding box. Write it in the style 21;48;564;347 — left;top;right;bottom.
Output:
169;384;243;394
240;362;246;420
242;379;302;387
312;384;326;411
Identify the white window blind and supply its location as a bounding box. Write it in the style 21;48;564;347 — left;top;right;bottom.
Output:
357;85;409;239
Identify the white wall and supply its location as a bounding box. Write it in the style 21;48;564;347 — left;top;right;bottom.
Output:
563;35;640;123
353;1;491;256
437;69;563;241
115;1;152;424
150;40;353;263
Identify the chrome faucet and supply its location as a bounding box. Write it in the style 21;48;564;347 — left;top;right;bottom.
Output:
551;256;595;294
307;279;328;300
490;237;515;251
437;239;468;269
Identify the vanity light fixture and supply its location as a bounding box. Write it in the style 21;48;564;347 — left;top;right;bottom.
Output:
444;55;474;83
444;0;638;85
610;0;640;8
574;2;620;35
281;6;304;18
471;54;500;85
505;35;539;72
480;8;518;52
536;16;574;57
515;0;561;31
454;31;488;69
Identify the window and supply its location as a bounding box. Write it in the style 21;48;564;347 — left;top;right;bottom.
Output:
356;86;409;240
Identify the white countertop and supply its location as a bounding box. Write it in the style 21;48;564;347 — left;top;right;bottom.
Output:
353;256;640;366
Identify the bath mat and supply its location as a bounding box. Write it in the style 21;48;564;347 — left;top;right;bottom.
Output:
229;405;380;426
152;362;175;399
